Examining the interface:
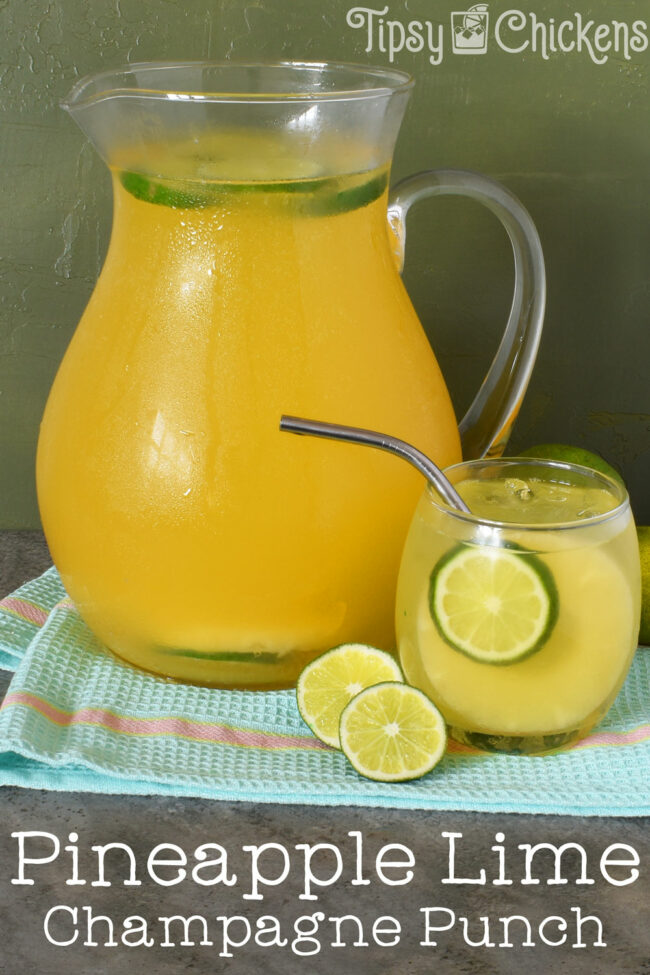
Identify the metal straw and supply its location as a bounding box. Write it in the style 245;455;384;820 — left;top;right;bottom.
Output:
279;415;471;514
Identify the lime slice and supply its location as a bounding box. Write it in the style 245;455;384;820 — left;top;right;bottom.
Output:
157;647;279;663
339;682;447;782
429;544;559;664
296;644;403;748
118;169;388;215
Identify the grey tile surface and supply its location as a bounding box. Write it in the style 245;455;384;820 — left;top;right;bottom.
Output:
0;532;648;974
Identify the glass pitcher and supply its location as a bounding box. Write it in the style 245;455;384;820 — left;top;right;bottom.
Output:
37;62;545;688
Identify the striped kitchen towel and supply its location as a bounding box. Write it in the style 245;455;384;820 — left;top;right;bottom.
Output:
0;567;648;814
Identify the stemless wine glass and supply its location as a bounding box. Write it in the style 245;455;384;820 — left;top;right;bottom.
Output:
396;458;641;753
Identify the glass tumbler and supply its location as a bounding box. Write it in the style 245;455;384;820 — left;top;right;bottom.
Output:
396;458;641;753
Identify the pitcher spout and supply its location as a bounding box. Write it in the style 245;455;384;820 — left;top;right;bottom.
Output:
61;61;414;179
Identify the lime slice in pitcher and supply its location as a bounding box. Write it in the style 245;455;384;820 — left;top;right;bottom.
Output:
429;545;558;664
296;644;403;748
339;682;447;782
118;168;388;214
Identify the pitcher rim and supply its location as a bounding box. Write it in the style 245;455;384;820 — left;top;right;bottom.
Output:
61;60;415;110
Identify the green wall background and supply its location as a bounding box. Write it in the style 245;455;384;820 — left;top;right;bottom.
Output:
1;0;649;527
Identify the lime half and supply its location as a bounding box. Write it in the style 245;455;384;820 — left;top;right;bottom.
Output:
339;682;447;782
296;644;403;748
429;545;559;664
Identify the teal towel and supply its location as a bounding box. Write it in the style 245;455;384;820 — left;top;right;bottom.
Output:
0;568;648;815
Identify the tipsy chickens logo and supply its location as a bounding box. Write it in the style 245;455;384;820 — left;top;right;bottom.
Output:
346;4;649;65
451;4;490;55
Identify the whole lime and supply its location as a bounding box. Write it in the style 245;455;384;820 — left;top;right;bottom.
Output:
517;443;625;485
638;526;650;647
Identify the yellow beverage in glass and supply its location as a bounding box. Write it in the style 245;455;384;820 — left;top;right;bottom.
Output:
396;459;641;752
37;132;461;687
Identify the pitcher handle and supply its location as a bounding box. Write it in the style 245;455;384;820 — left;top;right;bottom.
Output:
388;170;546;459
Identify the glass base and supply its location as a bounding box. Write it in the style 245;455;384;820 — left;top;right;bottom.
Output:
106;643;319;689
449;725;585;755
